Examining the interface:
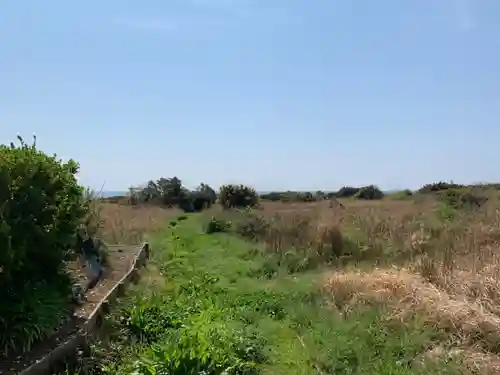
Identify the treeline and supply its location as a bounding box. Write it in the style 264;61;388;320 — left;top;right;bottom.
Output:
260;181;500;203
109;180;500;208
260;185;385;202
126;178;259;211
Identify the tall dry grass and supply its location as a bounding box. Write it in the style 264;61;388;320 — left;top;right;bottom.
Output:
97;201;181;244
246;195;500;374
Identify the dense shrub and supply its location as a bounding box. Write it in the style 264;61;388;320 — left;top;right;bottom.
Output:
130;179;216;213
418;181;464;194
219;184;258;208
355;185;384;200
439;188;488;210
205;216;232;234
335;186;360;198
235;213;270;241
260;191;320;203
190;183;217;212
131;177;185;206
0;136;85;354
260;192;283;201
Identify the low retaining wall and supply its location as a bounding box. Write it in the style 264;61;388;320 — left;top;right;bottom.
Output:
17;242;151;375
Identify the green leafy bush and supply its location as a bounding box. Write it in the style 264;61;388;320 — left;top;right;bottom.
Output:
189;183;217;212
418;181;464;194
389;189;413;199
260;191;321;203
219;184;258;209
259;191;283;201
355;185;384;200
335;186;360;198
130;179;216;213
205;216;232;234
439;188;488;210
0;135;85;354
120;301;181;344
234;213;270;241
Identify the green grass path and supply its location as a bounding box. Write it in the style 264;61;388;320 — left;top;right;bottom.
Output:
99;215;463;375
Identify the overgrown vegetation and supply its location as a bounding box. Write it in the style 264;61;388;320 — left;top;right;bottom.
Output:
129;178;217;212
418;181;465;194
354;184;384;200
219;184;258;208
0;136;85;355
259;184;385;203
62;215;466;375
6;132;500;374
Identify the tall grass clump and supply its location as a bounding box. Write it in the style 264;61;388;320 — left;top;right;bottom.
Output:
233;209;345;273
0;135;85;355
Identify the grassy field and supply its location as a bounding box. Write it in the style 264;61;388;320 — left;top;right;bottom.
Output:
66;191;500;374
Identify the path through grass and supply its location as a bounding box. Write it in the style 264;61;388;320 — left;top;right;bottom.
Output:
85;215;465;375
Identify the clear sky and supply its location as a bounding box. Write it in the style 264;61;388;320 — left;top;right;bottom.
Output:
1;1;499;191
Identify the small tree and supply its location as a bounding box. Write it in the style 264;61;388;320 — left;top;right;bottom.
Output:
197;183;217;205
219;184;258;208
335;186;360;198
355;185;384;200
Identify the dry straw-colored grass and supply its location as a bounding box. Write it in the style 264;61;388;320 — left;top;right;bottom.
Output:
313;194;500;374
86;192;500;373
254;193;500;374
98;202;181;244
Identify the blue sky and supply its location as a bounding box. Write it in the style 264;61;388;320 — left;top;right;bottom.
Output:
1;0;499;191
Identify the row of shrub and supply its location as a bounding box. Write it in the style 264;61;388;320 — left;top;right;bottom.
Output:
125;179;500;210
260;185;386;202
128;179;260;210
259;181;500;203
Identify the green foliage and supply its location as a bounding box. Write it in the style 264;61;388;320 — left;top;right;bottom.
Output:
354;185;384;200
129;323;261;375
219;184;258;209
74;216;463;375
0;135;85;354
0;282;71;355
120;300;182;344
389;189;413;199
189;183;217;212
205;216;232;234
259;192;283;201
131;178;216;213
418;181;464;194
234;213;270;241
260;191;322;203
335;186;360;198
130;177;185;206
439;188;488;211
197;183;217;205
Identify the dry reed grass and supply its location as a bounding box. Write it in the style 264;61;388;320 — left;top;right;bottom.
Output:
98;202;181;244
251;195;500;373
86;192;500;372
